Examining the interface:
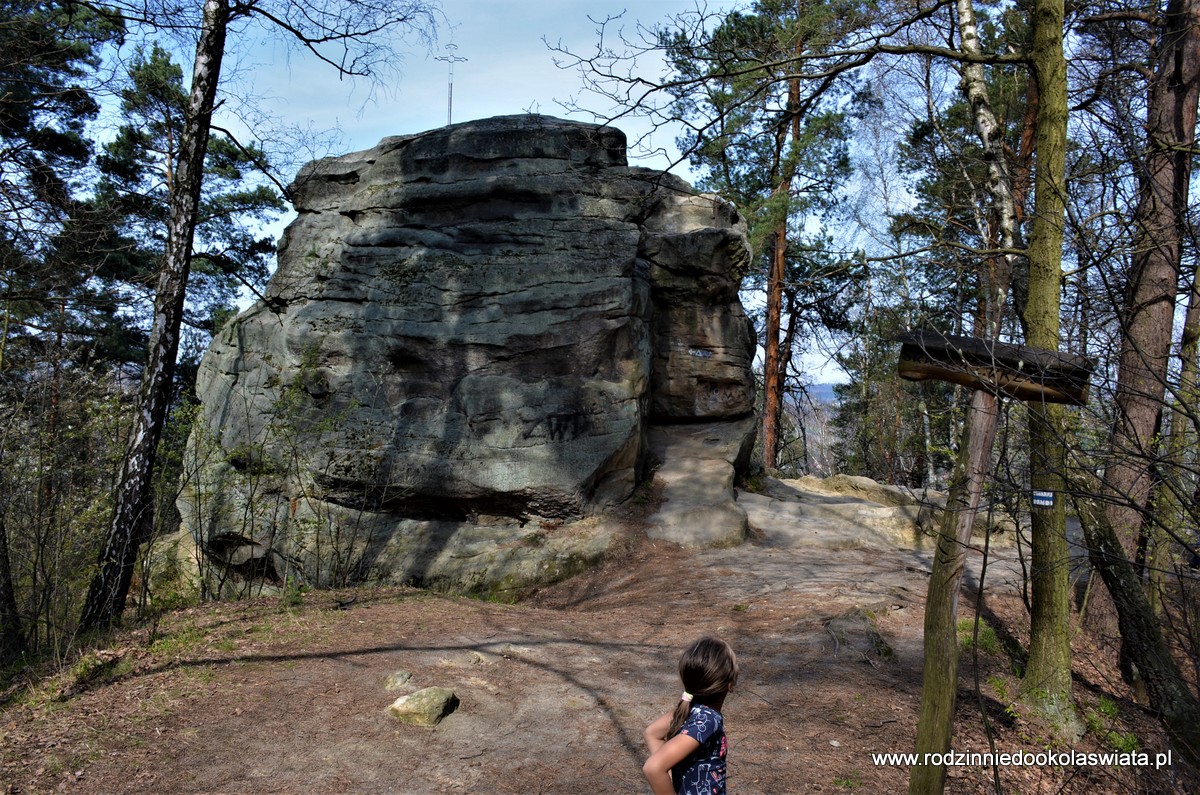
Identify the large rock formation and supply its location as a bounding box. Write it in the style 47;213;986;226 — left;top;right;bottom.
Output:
179;115;755;595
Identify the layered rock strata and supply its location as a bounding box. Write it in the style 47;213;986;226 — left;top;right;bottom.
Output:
179;115;755;594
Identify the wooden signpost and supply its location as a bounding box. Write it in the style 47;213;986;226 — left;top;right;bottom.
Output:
896;330;1095;406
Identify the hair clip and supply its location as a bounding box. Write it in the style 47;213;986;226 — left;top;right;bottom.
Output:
681;691;693;702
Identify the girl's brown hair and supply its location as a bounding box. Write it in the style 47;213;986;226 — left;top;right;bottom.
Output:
667;636;739;737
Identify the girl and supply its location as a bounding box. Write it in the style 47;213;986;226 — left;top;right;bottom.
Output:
642;636;739;795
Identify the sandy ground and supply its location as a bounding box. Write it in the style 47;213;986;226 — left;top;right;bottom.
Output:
2;483;1195;794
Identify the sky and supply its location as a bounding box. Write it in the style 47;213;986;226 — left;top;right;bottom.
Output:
243;0;731;182
225;0;845;382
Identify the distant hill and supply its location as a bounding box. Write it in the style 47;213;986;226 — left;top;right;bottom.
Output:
804;382;841;405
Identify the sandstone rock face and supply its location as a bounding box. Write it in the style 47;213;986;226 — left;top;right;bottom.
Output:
645;417;757;548
180;115;755;593
742;474;1019;551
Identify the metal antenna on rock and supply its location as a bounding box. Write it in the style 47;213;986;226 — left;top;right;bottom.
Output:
435;44;468;126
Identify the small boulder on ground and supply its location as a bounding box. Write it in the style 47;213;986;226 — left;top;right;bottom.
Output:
388;687;459;727
384;670;413;692
824;607;895;665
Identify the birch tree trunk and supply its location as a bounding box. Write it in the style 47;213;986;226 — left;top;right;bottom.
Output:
79;0;230;632
909;1;1018;789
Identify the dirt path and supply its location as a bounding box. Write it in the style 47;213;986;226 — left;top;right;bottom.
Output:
2;482;1192;794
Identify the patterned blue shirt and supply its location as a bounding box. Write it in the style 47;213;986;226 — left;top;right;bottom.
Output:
672;704;727;795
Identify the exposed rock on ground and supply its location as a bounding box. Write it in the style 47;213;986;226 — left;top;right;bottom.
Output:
11;474;1179;795
645;417;756;548
387;687;459;727
178;115;756;595
762;475;1020;549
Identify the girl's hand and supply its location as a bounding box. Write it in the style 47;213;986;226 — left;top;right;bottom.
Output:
642;711;673;755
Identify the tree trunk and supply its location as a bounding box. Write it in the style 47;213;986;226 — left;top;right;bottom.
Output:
761;17;807;471
1092;0;1200;678
2;71;51;660
1148;264;1199;614
1063;0;1200;754
911;389;1000;794
910;2;1018;790
1018;0;1079;735
1104;0;1200;562
762;229;786;470
1075;492;1200;763
79;0;230;633
0;517;22;666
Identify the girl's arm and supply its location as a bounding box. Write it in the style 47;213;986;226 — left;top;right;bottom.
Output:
642;733;700;795
642;711;673;755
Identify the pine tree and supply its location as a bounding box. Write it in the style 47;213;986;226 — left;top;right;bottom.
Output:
92;43;282;367
79;0;439;632
0;0;124;666
660;0;866;471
